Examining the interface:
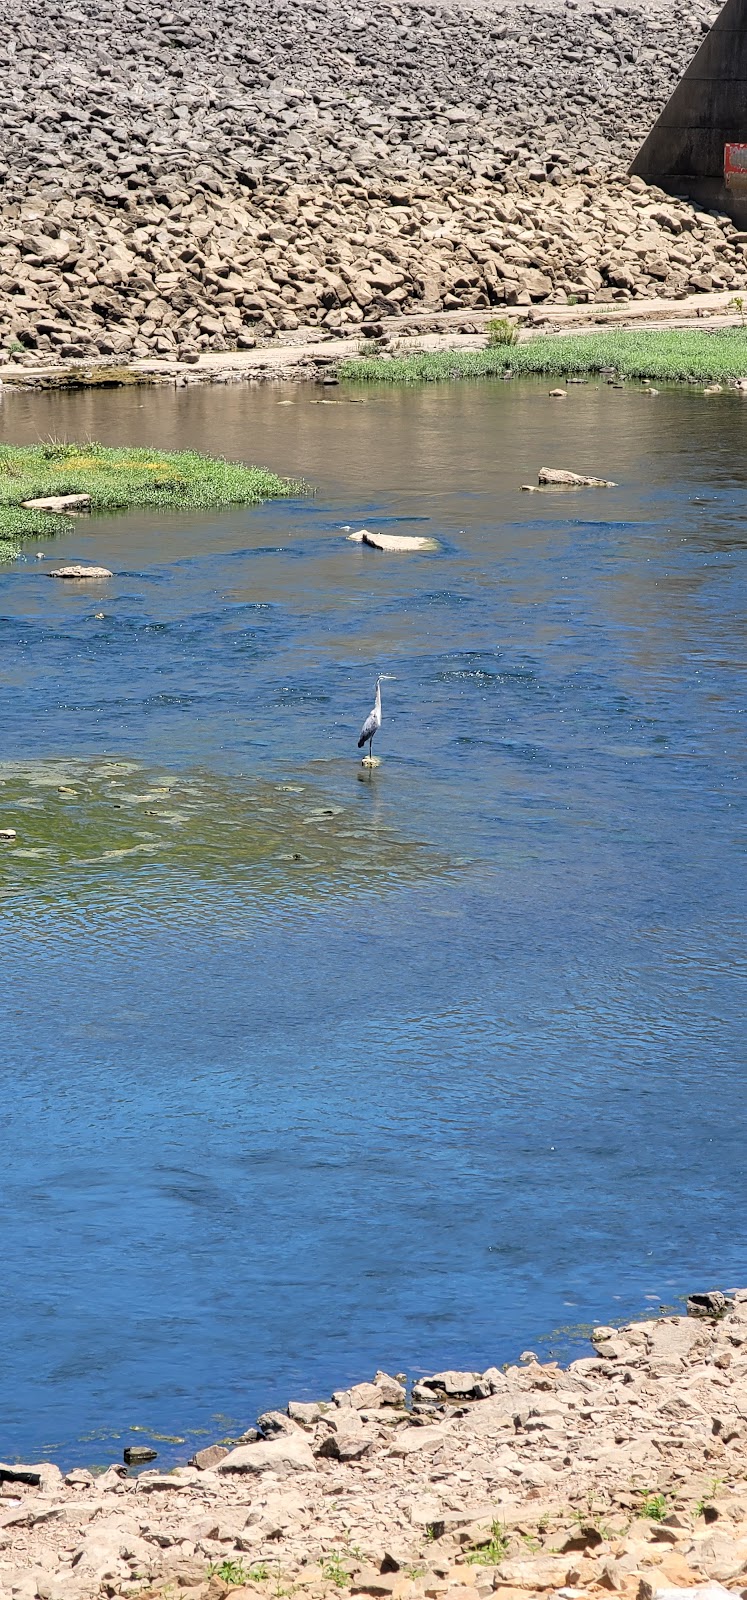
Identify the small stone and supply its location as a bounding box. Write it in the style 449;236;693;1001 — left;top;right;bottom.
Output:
0;828;17;841
548;388;567;397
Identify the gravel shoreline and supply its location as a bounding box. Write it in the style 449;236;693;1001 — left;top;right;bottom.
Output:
4;1295;747;1600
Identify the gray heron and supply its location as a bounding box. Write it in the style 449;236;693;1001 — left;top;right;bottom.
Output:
357;674;395;763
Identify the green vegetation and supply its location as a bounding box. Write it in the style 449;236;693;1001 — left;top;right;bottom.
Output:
341;327;747;387
696;1478;724;1516
208;1559;262;1584
639;1492;668;1522
0;441;300;559
320;1553;351;1588
486;316;519;347
465;1521;509;1565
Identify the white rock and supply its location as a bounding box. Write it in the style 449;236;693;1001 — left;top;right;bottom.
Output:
218;1436;316;1475
47;565;112;580
22;494;92;512
361;532;437;552
538;467;617;487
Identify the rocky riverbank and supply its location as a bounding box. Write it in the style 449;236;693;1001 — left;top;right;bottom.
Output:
1;0;745;359
3;173;747;365
4;1296;747;1600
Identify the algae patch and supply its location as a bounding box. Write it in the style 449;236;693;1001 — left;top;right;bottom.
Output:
0;759;450;930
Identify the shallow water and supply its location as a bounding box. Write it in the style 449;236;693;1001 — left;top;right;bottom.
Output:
1;375;746;1468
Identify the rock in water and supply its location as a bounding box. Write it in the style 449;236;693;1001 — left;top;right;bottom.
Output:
48;565;113;579
687;1290;733;1317
22;494;92;512
360;532;438;553
538;467;617;487
123;1446;158;1465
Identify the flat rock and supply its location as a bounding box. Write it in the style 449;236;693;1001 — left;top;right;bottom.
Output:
538;467;617;487
388;1424;450;1456
22;494;92;512
643;1587;735;1600
47;565;113;580
359;532;437;553
217;1436;316;1475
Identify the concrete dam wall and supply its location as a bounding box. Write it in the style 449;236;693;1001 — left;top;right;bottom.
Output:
631;0;747;223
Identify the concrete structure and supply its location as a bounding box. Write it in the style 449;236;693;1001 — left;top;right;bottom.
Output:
631;0;747;223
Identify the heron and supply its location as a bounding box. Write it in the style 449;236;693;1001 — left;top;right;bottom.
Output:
357;674;395;763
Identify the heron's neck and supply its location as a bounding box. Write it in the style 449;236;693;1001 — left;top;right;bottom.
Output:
375;682;382;711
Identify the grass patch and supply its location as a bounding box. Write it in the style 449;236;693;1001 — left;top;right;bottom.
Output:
341;327;747;386
208;1558;274;1584
0;440;300;559
639;1492;668;1522
464;1522;510;1565
486;316;519;347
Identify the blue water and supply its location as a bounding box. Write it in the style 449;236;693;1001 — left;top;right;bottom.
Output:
0;376;746;1467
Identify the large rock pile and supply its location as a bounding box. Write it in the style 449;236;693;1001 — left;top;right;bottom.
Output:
0;0;738;357
4;1297;747;1600
0;0;719;195
2;175;746;360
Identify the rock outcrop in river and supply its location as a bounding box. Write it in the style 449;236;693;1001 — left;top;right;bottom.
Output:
3;1297;747;1600
0;0;743;355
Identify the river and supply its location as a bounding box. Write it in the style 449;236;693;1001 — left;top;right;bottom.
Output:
1;375;745;1467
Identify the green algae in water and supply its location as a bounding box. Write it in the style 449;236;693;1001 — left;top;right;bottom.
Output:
0;759;450;929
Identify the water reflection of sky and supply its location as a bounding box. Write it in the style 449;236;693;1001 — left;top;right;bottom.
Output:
0;378;745;1467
